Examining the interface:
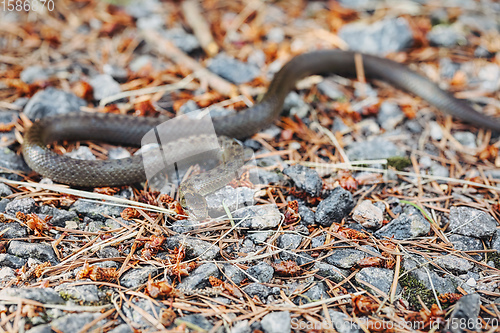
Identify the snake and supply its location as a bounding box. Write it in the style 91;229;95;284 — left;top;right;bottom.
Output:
21;50;500;216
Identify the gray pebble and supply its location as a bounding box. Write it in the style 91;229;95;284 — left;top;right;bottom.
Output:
339;18;413;55
178;263;219;290
8;240;59;265
374;206;430;240
445;293;481;333
261;311;291;333
315;187;354;227
166;235;219;261
346;138;405;161
377;102;404;130
283;164;322;197
89;74;121;101
247;262;274;283
277;233;303;261
207;54;260;84
0;288;64;304
55;283;100;303
24;87;86;120
0;253;26;269
120;266;160;289
352;200;383;229
427;24;467;47
233;204;281;230
356;267;401;295
448;206;496;239
5;197;36;215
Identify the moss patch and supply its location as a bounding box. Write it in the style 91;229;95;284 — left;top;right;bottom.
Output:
398;268;437;310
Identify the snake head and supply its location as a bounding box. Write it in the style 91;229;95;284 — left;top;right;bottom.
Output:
180;191;209;220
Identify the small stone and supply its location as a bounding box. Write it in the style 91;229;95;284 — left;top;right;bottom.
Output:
246;262;274;283
427;24;467;47
449;234;484;260
0;253;27;269
445;293;481;333
283;164;322;197
178;263;219;290
356;267;401;295
277;234;303;261
231;320;251;333
0;288;64;304
175;314;213;332
136;14;164;31
315;187;354;227
403;255;456;294
207;54;260;84
0;222;27;238
0;148;30;181
108;324;134;333
317;79;345;100
130;55;156;72
326;247;368;269
70;199;124;221
429;121;443;141
103;64;128;82
38;205;79;227
89;74;121;101
453;131;477;149
324;309;362;333
166;235;219;260
474;45;494;58
124;0;161;18
332;117;350;133
204;186;256;217
223;264;246;284
108;147;131;159
377;102;404;130
21;66;52;84
162;28;200;53
0;183;13;197
261;311;291;333
122;297;166;329
242;283;272;299
0;267;16;284
120;266;160;289
300;283;327;302
24;87;86;120
98;247;121;258
283;92;309;118
352;200;383;229
311;234;325;249
346;138;405;161
233;204;281;230
374;206;430;240
458;13;498;33
448;206;496;239
339;18;413;55
8;240;58;265
435;255;474;274
55;283;100;303
5;197;36;215
298;204;315;226
266;27;285;43
478;63;500;92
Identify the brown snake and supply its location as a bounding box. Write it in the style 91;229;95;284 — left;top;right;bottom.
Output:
22;50;500;195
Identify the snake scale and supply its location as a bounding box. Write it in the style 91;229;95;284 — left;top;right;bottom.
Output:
22;50;500;213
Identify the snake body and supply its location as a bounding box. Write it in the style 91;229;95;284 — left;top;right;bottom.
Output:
22;50;500;189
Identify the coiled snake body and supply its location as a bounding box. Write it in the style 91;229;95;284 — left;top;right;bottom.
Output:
22;50;500;213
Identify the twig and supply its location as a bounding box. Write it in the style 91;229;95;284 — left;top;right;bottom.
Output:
181;0;219;57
